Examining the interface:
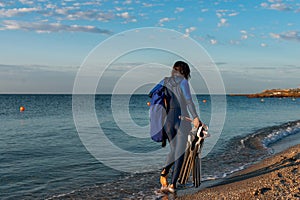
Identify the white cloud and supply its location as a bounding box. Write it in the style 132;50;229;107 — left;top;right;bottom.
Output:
46;3;56;9
0;63;78;73
158;17;175;26
216;9;240;23
210;39;217;45
0;7;40;17
216;9;239;18
0;20;113;34
72;2;80;7
81;1;102;6
240;30;247;34
19;0;34;5
123;0;132;5
216;9;229;13
55;7;71;15
218;18;228;27
261;2;268;8
270;3;291;11
240;29;258;40
0;2;5;7
228;12;239;17
216;12;222;18
183;26;196;37
220;18;227;24
142;3;153;7
0;3;114;23
261;1;292;11
270;31;300;42
206;34;216;41
186;26;196;33
241;34;248;40
240;30;255;40
216;9;231;17
36;1;136;23
261;43;268;47
175;7;184;13
141;2;164;8
62;10;115;22
270;33;281;39
117;12;130;19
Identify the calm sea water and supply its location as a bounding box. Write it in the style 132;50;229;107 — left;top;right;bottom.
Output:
0;95;299;199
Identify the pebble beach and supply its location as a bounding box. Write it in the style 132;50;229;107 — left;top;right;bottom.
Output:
178;144;300;200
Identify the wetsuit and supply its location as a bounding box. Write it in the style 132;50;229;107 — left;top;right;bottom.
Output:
150;75;198;186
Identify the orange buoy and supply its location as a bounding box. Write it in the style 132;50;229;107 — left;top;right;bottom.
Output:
20;106;25;112
147;102;151;106
202;99;207;103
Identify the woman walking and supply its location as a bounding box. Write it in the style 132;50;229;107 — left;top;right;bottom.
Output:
149;61;201;193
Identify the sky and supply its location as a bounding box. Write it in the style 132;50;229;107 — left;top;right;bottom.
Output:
0;0;299;94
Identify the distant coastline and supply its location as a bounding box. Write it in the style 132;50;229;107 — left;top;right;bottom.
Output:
231;88;300;98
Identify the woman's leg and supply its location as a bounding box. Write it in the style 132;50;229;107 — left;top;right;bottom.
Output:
162;125;176;175
169;117;190;188
160;110;177;188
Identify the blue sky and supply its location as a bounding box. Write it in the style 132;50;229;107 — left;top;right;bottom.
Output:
0;0;299;93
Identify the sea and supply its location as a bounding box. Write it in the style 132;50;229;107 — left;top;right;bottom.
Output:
0;94;299;199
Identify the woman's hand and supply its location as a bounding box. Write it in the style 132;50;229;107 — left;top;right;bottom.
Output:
193;117;201;128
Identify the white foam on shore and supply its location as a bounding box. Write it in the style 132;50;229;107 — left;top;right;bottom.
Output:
200;164;248;182
45;190;76;200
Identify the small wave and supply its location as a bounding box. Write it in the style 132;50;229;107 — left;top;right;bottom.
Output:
261;121;300;147
201;120;300;182
241;120;300;149
221;165;247;178
201;165;247;181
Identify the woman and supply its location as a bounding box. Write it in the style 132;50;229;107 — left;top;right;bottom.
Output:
150;61;201;193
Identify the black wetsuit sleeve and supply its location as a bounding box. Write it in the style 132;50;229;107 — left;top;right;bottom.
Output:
180;79;199;119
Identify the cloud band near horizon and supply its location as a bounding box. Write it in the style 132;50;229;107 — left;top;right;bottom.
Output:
0;20;113;34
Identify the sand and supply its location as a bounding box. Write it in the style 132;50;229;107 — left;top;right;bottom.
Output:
177;144;300;200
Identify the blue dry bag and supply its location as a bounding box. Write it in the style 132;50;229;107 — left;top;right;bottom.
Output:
148;79;168;142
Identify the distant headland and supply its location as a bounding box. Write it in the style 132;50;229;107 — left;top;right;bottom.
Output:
231;88;300;98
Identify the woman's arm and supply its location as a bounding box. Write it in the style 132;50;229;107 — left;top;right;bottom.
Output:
180;79;201;127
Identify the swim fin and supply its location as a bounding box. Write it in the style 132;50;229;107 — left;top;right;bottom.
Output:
178;134;193;184
178;125;208;187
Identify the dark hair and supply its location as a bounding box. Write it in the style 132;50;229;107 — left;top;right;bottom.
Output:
173;61;191;80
